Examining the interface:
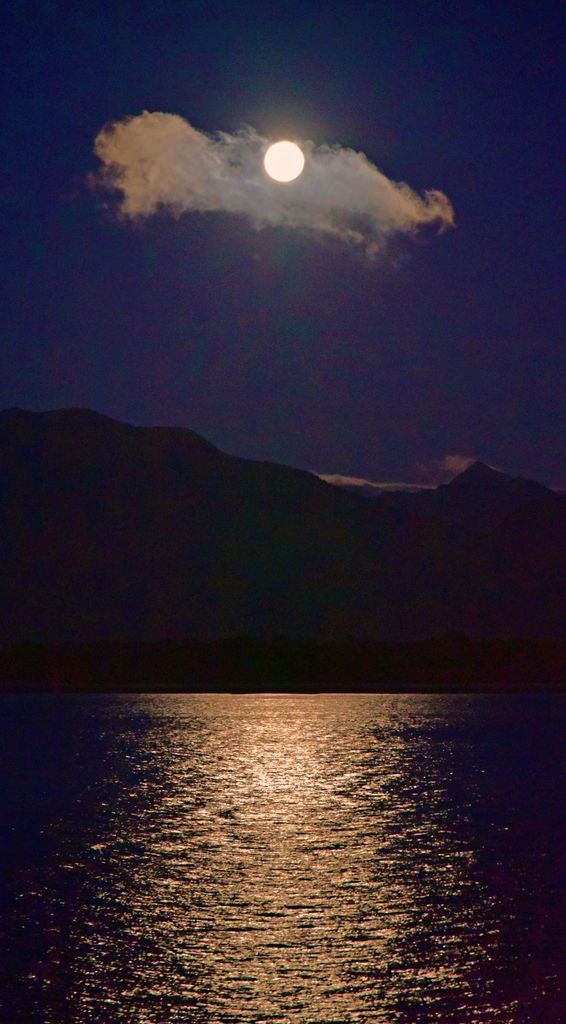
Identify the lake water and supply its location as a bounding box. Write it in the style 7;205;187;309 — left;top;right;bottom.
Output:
0;693;564;1023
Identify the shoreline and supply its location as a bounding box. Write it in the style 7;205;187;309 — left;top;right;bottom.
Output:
0;636;564;693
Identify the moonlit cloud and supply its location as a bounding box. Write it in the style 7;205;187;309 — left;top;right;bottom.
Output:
92;111;454;257
318;473;433;492
416;453;502;484
441;455;477;476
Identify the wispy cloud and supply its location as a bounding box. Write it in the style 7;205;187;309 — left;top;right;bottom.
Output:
92;111;454;258
318;473;433;492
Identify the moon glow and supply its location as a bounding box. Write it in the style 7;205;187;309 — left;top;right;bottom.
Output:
263;141;305;183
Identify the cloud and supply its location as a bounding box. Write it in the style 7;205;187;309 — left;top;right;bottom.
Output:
416;453;503;485
414;454;477;485
321;457;508;492
318;473;433;492
440;454;477;477
92;111;454;257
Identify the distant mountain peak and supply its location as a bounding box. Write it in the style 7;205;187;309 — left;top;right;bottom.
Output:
448;461;504;484
445;460;548;494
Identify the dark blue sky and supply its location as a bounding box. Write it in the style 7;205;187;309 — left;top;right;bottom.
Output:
1;1;564;484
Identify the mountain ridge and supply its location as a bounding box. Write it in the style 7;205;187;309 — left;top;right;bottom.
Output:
357;458;554;534
0;408;563;643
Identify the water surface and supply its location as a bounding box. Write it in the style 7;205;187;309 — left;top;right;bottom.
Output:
1;693;565;1022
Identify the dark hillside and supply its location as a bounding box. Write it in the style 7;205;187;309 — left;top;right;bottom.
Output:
0;409;563;642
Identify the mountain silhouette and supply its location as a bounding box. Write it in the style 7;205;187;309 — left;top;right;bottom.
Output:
0;409;563;642
361;460;552;533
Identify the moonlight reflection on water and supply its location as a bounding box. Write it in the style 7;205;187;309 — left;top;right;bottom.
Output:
2;694;565;1022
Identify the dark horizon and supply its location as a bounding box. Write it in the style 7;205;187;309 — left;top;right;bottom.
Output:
0;404;562;492
0;405;563;646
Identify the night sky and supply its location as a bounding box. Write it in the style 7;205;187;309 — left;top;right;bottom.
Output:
1;1;564;486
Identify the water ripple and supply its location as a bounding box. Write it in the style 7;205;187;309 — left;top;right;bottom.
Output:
1;693;565;1022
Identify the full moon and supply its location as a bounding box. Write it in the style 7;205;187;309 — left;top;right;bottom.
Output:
263;141;305;183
